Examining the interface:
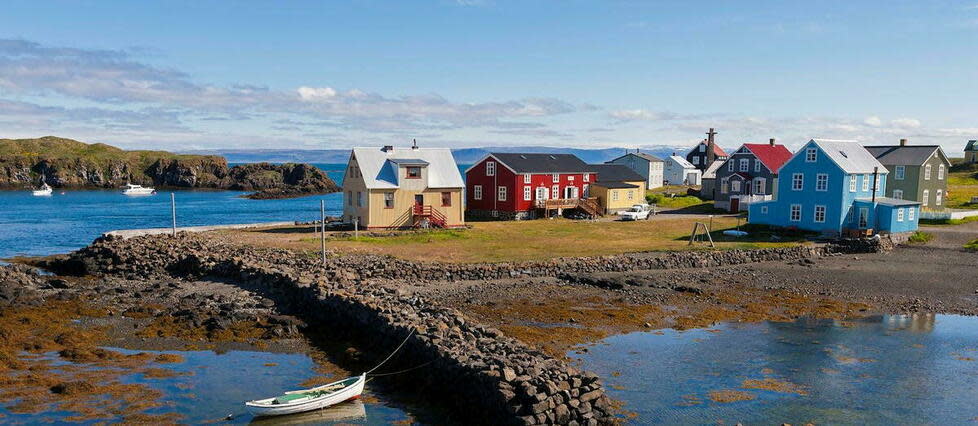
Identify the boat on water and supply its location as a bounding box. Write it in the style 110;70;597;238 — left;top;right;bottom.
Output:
31;183;53;196
122;183;156;195
245;374;366;418
249;399;366;425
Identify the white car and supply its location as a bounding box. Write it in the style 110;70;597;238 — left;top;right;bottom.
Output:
619;204;653;221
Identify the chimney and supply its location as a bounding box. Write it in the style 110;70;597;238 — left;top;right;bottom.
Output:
705;128;718;164
411;138;419;150
382;145;394;153
769;138;776;146
899;138;907;146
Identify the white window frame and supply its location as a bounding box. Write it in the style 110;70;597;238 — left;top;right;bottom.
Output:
791;173;803;191
754;178;765;195
568;175;575;181
922;189;929;206
858;208;869;228
908;207;915;221
875;175;880;192
699;144;706;152
894;165;905;180
583;173;590;182
486;161;496;177
473;185;483;200
849;175;857;192
731;180;741;193
754;161;761;173
551;185;559;199
523;186;531;201
815;173;828;192
846;208;854;224
384;191;394;208
790;204;802;222
356;191;363;207
523;173;531;184
627;190;634;200
760;205;768;214
938;164;945;180
924;164;932;180
552;173;559;183
814;205;826;223
897;208;904;222
893;189;903;199
936;189;943;206
535;186;548;200
497;186;507;202
720;178;729;194
805;148;817;163
739;158;749;172
727;161;734;172
862;174;870;192
612;190;619;201
692;157;700;165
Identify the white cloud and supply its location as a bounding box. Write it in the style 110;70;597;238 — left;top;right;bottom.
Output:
863;116;882;127
891;117;921;128
297;86;337;100
610;109;681;121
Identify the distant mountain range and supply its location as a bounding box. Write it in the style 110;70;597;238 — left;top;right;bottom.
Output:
184;146;691;165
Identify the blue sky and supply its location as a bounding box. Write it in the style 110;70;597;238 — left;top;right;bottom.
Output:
1;0;976;153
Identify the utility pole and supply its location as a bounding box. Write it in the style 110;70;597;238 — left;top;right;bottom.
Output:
170;192;177;237
320;199;326;266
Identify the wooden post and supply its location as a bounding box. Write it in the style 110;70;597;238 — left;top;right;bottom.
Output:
170;192;176;237
320;199;326;266
354;220;359;240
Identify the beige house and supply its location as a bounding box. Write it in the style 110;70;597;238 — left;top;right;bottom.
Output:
586;164;648;214
342;145;465;229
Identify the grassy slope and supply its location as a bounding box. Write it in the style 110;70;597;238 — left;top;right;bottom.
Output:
0;136;222;168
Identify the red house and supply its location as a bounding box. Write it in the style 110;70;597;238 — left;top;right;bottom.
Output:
465;153;599;220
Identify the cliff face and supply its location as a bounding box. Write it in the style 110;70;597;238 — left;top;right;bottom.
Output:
0;136;340;197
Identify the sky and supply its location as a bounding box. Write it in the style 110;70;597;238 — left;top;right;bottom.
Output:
0;0;976;154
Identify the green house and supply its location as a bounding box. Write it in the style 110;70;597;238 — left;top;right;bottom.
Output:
865;140;950;210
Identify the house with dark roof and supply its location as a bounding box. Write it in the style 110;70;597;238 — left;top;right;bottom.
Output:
685;128;728;171
749;139;920;236
699;160;726;200
865;139;950;210
966;140;978;164
464;153;601;220
606;150;664;189
714;139;793;212
586;164;647;214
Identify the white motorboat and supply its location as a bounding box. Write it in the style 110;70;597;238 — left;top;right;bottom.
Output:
32;183;53;196
245;374;366;418
122;183;155;195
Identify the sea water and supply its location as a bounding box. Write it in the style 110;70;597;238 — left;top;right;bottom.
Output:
571;314;978;424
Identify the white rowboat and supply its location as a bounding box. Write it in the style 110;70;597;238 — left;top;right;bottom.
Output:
245;374;366;418
32;183;53;196
122;183;155;195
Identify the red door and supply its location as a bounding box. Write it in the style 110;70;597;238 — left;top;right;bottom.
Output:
729;197;740;213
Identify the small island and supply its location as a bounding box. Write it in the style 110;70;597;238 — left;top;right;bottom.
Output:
0;136;340;199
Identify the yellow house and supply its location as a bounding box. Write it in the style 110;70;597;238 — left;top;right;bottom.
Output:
586;164;648;214
342;145;465;229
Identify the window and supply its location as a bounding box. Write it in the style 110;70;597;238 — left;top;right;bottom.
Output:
858;208;869;228
583;184;590;197
523;174;531;184
727;161;734;172
627;190;634;200
754;161;761;173
552;173;559;183
356;191;363;207
849;175;857;192
846;208;854;224
731;180;741;193
739;159;749;172
862;174;870;192
760;206;768;214
790;204;801;222
406;166;421;179
384;192;394;209
936;189;943;206
720;178;729;194
908;207;915;221
924;164;931;180
875;174;881;191
894;165;905;180
523;186;531;201
692;157;700;165
442;192;452;207
893;189;903;199
551;185;559;199
486;161;496;176
568;175;575;181
938;164;945;180
805;148;817;162
754;178;765;194
897;208;904;222
612;190;619;201
699;144;706;152
814;205;826;223
473;185;482;200
815;173;828;191
583;173;590;182
497;186;507;202
347;190;353;206
792;173;803;191
922;189;929;206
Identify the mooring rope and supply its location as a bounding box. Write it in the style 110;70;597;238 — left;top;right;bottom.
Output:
365;327;416;374
367;360;434;378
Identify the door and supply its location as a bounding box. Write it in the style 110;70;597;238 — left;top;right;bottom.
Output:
414;194;424;207
565;186;579;199
729;197;740;213
536;187;548;200
858;208;869;228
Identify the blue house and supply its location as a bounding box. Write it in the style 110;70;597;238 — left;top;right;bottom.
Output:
749;139;920;236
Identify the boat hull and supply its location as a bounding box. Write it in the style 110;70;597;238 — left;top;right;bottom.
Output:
245;374;366;418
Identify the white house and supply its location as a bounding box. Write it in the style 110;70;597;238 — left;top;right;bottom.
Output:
606;151;665;189
664;155;702;186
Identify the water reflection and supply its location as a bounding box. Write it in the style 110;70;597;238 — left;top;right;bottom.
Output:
572;315;978;424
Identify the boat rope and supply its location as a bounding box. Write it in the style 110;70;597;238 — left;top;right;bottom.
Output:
366;359;434;378
365;327;415;374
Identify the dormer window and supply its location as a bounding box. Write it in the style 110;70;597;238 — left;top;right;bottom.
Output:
407;166;421;179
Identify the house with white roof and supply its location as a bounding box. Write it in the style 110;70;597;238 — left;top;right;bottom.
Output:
748;139;920;236
663;155;702;186
342;143;465;229
606;150;665;189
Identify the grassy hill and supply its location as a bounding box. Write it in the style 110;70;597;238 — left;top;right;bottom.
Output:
0;136;222;167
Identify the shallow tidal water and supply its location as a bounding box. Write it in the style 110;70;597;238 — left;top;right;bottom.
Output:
570;314;978;424
0;348;413;425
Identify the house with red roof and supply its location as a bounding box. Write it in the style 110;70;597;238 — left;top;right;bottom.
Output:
685;128;728;171
714;139;793;212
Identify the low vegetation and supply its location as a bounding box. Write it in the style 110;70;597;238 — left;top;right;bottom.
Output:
919;215;978;226
964;238;978;251
906;231;934;244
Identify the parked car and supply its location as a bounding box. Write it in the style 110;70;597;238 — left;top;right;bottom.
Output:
619;204;653;221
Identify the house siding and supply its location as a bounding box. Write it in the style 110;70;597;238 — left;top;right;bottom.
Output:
607;154;664;189
713;148;778;210
465;156;595;219
591;180;647;214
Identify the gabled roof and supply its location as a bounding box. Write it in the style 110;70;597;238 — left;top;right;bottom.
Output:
688;141;728;157
608;152;664;163
352;147;463;189
806;139;888;174
701;160;725;179
668;155;696;169
592;181;640;189
742;143;793;172
864;145;947;166
586;164;645;183
489;153;590;174
966;140;978;152
855;197;921;207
